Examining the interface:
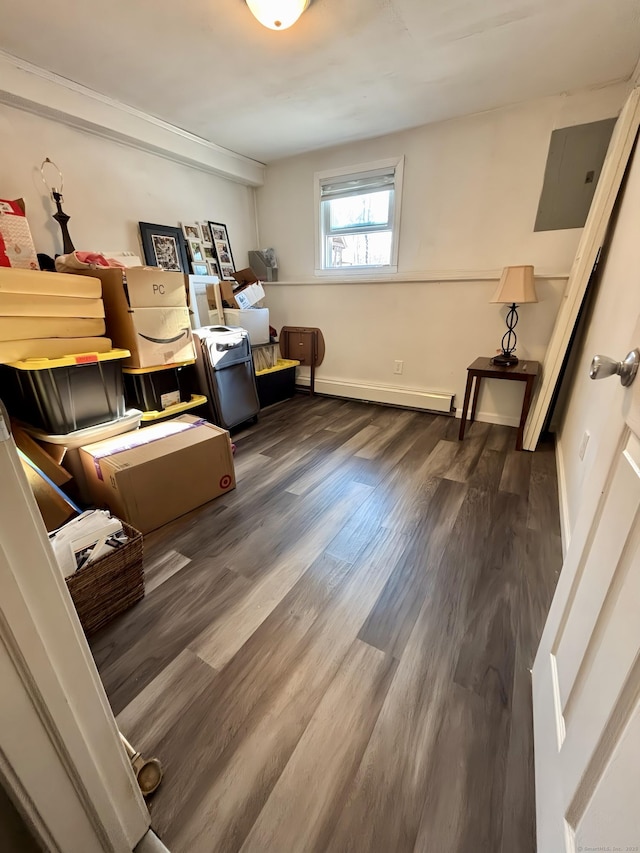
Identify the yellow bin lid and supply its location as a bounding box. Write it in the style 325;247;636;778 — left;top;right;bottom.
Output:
7;348;131;371
255;358;300;377
140;394;207;422
122;358;196;375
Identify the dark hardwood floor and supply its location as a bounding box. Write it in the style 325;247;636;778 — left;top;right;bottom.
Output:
90;395;563;853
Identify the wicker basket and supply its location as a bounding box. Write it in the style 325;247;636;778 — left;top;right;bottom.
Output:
65;522;144;636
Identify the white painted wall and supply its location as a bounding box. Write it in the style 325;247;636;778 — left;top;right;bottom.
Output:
0;103;258;265
556;141;640;542
258;83;629;424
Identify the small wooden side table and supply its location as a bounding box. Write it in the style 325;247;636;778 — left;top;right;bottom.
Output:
458;357;540;451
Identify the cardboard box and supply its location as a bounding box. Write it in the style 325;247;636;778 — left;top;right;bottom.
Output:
0;199;39;270
218;279;238;308
234;282;265;309
75;266;188;308
224;307;270;345
79;414;236;533
72;267;194;367
232;268;259;288
231;269;266;308
218;276;265;310
117;306;195;367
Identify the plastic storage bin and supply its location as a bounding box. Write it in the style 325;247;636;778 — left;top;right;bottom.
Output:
0;349;129;434
139;394;208;424
26;409;143;505
123;360;198;413
252;343;280;373
255;359;300;408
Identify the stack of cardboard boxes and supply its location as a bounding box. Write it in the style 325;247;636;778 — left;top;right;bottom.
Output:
64;266;235;534
0;265;236;539
217;269;270;345
73;267;196;367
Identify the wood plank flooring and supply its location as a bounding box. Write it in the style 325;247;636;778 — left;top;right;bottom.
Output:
89;395;563;853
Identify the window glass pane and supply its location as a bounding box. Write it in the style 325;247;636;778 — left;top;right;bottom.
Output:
326;231;392;268
328;190;391;231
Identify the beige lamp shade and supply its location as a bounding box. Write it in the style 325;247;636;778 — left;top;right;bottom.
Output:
490;265;538;304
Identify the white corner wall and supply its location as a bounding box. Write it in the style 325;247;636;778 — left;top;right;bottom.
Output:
257;83;629;424
0;103;258;265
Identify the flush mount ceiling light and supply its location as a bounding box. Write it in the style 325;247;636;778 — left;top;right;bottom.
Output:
246;0;310;30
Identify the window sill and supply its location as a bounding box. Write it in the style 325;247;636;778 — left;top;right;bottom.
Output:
314;265;398;278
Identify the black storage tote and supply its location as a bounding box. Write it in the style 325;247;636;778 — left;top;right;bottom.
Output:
0;349;128;434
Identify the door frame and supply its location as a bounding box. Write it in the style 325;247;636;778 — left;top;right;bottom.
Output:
0;404;150;852
524;87;640;451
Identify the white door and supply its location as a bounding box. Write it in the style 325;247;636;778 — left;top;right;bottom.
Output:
533;332;640;843
0;405;150;852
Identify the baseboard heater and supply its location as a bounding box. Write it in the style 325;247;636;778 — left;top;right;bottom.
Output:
296;376;454;414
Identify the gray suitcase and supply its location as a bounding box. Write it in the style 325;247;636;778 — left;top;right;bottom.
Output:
193;326;259;429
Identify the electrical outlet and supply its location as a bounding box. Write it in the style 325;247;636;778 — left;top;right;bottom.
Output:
394;360;404;375
579;430;590;461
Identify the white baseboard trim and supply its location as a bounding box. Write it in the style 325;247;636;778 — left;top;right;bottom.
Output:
296;376;454;414
297;374;525;426
555;435;571;557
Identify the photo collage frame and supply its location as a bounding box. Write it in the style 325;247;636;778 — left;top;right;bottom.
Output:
139;220;237;281
180;222;225;279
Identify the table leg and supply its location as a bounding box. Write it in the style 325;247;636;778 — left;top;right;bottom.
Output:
458;371;474;441
470;375;481;424
516;376;535;451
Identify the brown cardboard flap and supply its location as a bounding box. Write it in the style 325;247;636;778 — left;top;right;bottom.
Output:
219;279;239;308
20;457;76;531
13;424;72;487
232;268;259;287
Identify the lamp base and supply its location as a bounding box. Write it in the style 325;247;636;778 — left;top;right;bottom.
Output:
491;352;519;367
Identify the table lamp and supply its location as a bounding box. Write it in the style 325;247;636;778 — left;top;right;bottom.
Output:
490;265;537;366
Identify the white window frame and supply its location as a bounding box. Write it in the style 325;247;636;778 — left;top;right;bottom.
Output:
314;156;404;276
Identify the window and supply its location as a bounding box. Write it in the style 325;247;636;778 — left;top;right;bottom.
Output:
315;157;404;274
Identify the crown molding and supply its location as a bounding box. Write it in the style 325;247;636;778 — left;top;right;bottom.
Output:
0;49;265;187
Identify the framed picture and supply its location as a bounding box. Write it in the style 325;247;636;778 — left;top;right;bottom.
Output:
208;222;235;279
188;240;204;262
139;222;190;273
203;245;215;260
192;261;208;276
210;223;227;242
180;222;201;241
199;222;212;244
206;259;221;278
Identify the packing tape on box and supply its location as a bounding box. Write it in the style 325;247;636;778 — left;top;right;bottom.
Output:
90;418;208;481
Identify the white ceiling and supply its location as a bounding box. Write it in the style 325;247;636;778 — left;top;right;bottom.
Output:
2;0;640;163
